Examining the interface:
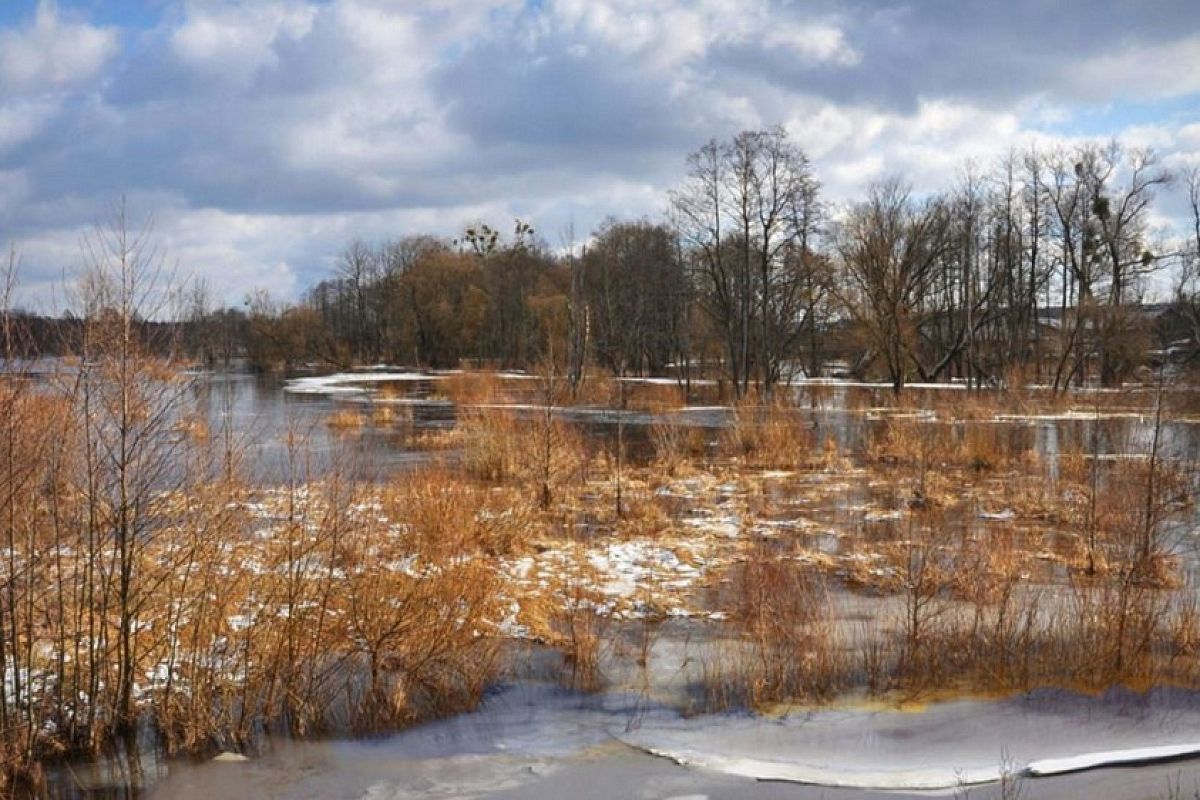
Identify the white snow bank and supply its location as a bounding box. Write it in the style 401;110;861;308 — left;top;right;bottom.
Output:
499;537;715;621
993;410;1157;423
1027;742;1200;776
618;690;1200;791
283;372;442;394
632;738;1200;790
785;377;968;391
617;376;709;386
680;513;741;538
639;746;1003;789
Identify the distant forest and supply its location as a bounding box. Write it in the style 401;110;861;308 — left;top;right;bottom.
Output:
12;129;1200;394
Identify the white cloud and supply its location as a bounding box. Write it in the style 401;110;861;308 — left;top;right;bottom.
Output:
2;0;1199;307
0;97;59;156
534;0;855;72
760;21;859;66
170;1;318;86
0;1;117;92
1067;33;1200;102
781;99;1030;201
0;169;32;221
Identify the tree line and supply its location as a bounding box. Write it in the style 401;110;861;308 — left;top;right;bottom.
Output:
72;131;1200;393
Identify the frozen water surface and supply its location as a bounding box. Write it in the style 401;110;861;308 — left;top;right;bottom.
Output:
125;683;1200;800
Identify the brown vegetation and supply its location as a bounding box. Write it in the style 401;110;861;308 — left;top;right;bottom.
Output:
5;355;1200;787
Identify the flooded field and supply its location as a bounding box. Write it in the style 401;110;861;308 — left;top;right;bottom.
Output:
194;368;1200;478
18;368;1200;799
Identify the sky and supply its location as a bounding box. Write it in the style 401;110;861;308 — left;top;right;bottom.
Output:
1;0;1199;309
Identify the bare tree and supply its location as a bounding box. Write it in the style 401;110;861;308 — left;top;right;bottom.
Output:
1089;143;1171;307
73;202;190;743
583;219;684;376
1087;144;1171;384
1040;144;1170;387
337;239;381;362
560;222;588;393
1176;168;1200;364
673;128;821;396
834;179;952;394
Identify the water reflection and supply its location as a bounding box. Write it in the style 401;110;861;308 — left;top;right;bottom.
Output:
187;373;454;483
195;373;1200;478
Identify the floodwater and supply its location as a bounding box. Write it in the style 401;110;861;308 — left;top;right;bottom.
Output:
192;368;1200;482
190;369;1200;575
47;679;1200;799
30;368;1200;798
187;371;455;482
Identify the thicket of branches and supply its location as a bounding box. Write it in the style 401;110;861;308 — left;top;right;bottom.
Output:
0;212;507;789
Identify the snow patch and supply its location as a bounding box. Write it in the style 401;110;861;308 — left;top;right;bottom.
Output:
639;745;1004;789
284;372;441;394
1027;742;1200;776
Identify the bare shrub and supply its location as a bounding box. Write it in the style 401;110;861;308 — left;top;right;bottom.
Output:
885;512;953;688
326;406;365;431
458;406;587;503
868;416;951;497
703;547;845;709
719;399;813;469
340;503;503;732
649;418;705;475
458;406;520;482
622;380;687;413
555;603;608;692
441;369;504;406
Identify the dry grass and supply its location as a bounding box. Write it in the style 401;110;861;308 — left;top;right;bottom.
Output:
621;380;688;413
457;405;588;505
649;419;705;475
440;370;505;406
370;402;408;426
867;415;1032;475
409;426;464;451
326;406;365;430
553;601;609;692
700;547;845;710
172;413;211;443
458;406;521;482
379;469;530;557
919;381;1145;423
958;423;1032;472
719;399;814;469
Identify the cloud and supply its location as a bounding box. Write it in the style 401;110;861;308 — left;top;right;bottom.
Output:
168;1;318;88
1065;34;1200;103
0;0;1198;307
708;0;1200;113
0;97;60;157
779;99;1033;203
0;1;118;92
